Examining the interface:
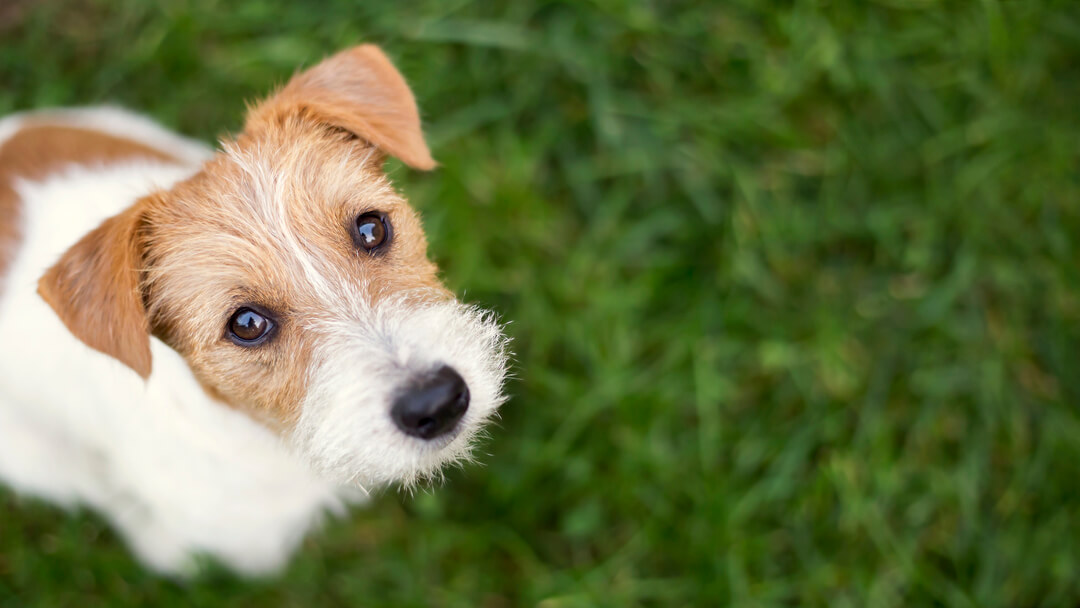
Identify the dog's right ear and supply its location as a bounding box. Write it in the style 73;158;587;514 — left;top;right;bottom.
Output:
37;203;152;379
245;44;436;170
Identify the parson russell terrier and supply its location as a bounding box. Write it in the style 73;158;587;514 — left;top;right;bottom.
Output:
0;45;509;574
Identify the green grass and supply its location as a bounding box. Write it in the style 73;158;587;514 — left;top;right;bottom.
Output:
2;0;1079;605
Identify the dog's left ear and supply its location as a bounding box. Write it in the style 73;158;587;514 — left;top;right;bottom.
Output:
246;44;435;170
37;204;152;379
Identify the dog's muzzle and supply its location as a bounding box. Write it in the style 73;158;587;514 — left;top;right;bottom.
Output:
391;365;470;440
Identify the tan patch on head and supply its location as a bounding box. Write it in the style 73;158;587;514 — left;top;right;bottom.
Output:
29;44;446;433
0;123;177;296
142;121;446;427
134;44;446;426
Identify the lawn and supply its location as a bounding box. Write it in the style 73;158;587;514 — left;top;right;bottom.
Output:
1;0;1079;606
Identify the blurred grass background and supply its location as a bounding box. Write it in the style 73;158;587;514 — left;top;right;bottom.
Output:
1;0;1079;606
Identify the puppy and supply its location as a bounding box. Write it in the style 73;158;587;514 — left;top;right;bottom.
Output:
0;45;509;575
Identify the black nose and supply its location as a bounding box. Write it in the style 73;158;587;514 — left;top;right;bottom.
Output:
391;366;470;440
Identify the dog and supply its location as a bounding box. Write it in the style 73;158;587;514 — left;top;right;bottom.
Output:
0;45;509;575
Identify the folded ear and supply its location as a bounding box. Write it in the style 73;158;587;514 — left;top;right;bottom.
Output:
38;204;152;379
246;44;436;170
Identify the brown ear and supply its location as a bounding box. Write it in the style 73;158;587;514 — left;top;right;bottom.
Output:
246;44;436;170
38;204;152;379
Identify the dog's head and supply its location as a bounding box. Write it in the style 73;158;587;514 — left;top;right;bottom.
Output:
36;45;509;487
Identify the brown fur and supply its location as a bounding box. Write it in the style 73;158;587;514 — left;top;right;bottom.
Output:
141;121;446;425
245;45;436;170
0;124;176;295
25;45;446;429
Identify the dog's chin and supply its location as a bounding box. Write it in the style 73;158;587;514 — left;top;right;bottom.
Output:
292;416;487;490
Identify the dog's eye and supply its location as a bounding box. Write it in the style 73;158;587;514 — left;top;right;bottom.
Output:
354;212;390;253
227;308;273;344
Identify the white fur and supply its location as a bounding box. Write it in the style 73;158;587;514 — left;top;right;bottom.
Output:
0;108;508;575
294;297;509;488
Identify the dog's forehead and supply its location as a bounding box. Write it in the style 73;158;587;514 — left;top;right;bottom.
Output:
206;130;403;235
144;127;443;329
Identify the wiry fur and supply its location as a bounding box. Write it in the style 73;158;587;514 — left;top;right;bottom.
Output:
0;45;509;575
295;296;510;488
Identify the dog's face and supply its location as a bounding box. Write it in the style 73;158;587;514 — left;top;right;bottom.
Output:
36;46;509;487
